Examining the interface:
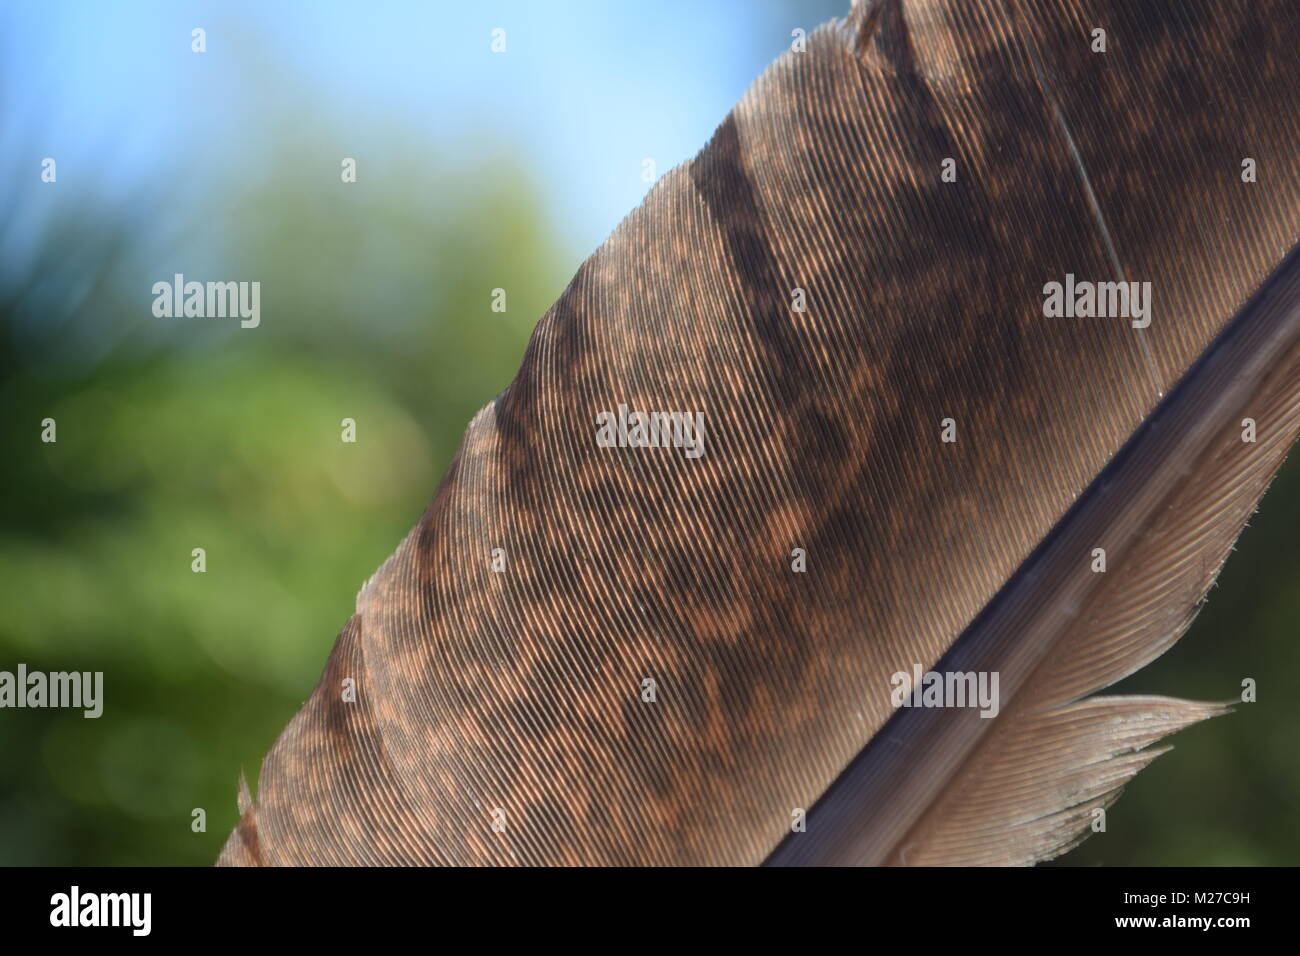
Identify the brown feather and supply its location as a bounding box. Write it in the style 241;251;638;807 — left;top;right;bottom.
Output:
219;0;1300;866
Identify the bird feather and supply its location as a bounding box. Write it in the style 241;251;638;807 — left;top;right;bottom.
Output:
218;0;1300;866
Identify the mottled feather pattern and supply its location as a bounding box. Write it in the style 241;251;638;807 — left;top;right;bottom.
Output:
220;0;1300;866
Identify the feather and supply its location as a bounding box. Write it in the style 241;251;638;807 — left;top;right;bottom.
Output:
218;0;1300;866
236;769;254;817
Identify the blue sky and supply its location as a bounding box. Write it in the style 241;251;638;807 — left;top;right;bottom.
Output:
2;0;844;261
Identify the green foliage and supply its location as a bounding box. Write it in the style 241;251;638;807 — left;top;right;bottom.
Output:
0;142;565;865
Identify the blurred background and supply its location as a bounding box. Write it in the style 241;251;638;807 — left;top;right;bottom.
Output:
0;0;1295;867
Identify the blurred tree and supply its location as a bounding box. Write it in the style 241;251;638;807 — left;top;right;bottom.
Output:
0;135;565;865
